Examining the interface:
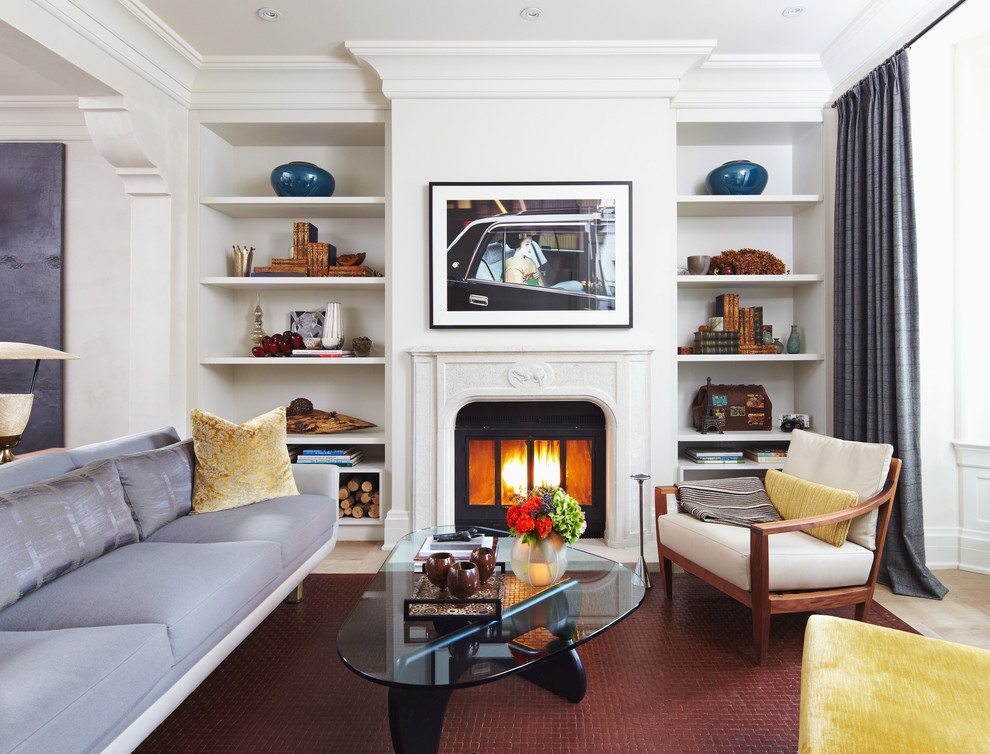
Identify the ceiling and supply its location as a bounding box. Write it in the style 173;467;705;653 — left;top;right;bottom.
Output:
0;1;958;99
137;0;875;60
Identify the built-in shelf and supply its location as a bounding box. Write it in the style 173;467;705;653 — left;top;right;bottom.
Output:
201;196;386;219
201;357;386;365
337;517;383;527
677;353;823;363
201;276;385;290
678;428;797;442
287;429;385;445
677;195;822;217
677;274;824;288
679;459;786;471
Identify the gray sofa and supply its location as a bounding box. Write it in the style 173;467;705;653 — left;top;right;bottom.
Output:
0;427;339;753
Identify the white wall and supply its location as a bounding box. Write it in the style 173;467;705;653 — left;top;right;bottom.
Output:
0;0;192;439
0;105;132;447
386;97;677;543
909;3;990;569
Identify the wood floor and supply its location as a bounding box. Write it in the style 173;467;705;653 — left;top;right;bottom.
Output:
317;540;990;651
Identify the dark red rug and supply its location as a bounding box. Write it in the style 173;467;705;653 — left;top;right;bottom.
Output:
136;573;916;754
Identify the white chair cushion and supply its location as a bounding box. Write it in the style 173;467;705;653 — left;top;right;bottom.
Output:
782;430;893;550
657;512;875;593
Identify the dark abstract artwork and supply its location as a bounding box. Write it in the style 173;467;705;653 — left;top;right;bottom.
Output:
0;143;66;452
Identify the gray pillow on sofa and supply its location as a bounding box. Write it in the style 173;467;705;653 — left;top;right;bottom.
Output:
113;439;195;538
0;459;139;610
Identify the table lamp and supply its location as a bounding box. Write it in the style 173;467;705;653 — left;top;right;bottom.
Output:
0;342;78;463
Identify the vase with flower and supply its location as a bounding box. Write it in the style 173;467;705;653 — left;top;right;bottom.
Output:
505;485;587;586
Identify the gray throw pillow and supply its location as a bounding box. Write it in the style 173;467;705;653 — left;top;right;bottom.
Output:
114;439;195;538
0;458;139;610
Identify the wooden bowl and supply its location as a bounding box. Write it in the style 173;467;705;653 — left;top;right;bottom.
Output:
336;253;366;267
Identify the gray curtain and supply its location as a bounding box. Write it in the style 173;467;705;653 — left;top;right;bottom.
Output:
833;51;946;599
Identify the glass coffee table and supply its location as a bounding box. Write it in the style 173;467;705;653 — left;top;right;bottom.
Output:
337;526;646;754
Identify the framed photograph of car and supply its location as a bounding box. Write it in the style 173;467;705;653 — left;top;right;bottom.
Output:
429;181;632;328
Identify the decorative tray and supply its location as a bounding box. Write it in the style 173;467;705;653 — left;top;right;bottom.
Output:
403;566;506;623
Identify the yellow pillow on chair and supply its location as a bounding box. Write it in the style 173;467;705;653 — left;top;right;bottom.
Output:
190;407;298;514
764;468;859;547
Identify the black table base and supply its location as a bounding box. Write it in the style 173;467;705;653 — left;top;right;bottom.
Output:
387;647;586;754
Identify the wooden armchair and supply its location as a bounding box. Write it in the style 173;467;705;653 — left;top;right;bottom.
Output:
654;430;902;665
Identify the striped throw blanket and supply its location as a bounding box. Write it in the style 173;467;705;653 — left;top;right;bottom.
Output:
676;477;782;528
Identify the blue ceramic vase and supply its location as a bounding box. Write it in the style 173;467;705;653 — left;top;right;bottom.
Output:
705;160;768;195
270;161;335;197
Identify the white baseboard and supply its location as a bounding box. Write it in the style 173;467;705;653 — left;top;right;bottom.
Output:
960;528;990;575
924;526;960;570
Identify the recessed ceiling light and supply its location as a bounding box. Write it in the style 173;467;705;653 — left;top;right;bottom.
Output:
257;7;282;21
520;7;543;21
782;6;806;17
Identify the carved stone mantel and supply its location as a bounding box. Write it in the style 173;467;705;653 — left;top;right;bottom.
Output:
389;346;653;549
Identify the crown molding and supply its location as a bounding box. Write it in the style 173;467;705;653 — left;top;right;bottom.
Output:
116;0;202;66
0;95;90;140
0;95;78;108
346;40;716;100
823;0;954;96
189;62;387;110
198;56;359;71
701;54;824;70
676;55;832;110
17;0;198;106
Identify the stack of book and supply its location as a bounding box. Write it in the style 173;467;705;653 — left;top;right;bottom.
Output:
292;447;364;466
322;266;378;277
684;447;744;464
693;295;776;354
694;330;741;354
743;445;788;463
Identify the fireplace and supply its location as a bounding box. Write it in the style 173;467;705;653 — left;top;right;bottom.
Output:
454;401;606;537
397;346;653;550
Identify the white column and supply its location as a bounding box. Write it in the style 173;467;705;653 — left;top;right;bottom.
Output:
80;96;173;433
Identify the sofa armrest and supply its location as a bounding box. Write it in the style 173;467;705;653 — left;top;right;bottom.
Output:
290;463;341;498
654;485;677;520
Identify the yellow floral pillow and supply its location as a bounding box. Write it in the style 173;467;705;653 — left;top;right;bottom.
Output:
764;468;859;547
190;407;298;514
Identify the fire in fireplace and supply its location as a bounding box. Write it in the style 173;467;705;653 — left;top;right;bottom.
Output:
453;401;605;537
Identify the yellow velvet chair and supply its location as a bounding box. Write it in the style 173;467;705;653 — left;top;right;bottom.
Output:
654;430;902;665
800;614;990;753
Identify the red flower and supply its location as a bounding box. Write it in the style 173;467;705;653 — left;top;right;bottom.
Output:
522;498;540;515
535;516;552;538
514;513;535;534
506;504;522;528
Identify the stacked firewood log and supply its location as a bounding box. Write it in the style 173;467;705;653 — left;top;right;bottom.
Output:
338;475;380;519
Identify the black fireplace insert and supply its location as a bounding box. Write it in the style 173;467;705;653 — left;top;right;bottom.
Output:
453;400;606;537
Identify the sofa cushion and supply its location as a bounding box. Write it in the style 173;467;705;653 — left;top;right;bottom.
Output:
657;511;874;592
782;430;892;550
190;407;297;514
67;426;181;468
0;459;139;611
0;624;172;753
0;450;76;493
764;469;859;547
0;540;281;663
114;439;195;538
147;493;336;569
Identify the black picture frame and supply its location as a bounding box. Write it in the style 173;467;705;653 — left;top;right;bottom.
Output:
429;181;632;328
